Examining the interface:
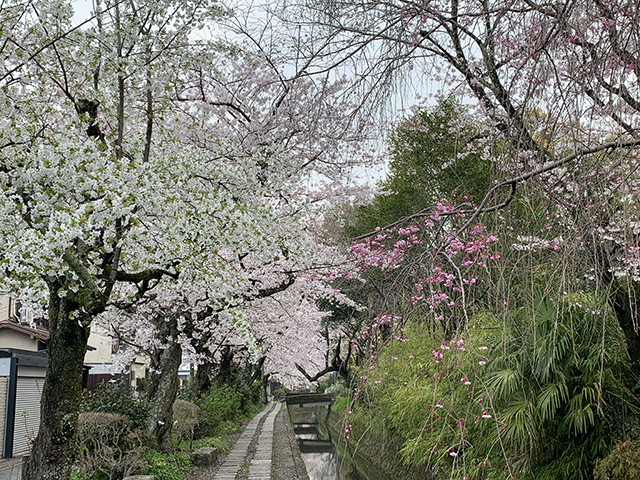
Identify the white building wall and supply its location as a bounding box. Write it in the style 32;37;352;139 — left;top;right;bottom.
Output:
85;325;147;388
0;331;38;352
0;296;12;322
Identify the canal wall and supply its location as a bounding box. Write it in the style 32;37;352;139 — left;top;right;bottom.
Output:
326;407;434;480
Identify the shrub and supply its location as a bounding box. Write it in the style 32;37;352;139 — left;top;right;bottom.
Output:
173;400;199;449
195;384;246;438
326;379;347;397
594;440;640;480
272;388;288;401
331;395;350;414
70;469;96;480
190;436;228;452
346;293;634;480
82;381;150;431
177;383;200;403
76;412;146;480
249;380;264;404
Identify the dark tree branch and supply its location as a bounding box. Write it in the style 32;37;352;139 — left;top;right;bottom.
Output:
356;137;640;240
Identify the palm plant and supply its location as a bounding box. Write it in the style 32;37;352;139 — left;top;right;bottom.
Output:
486;292;632;479
344;291;636;480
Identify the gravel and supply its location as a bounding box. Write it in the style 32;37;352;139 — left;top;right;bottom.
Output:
271;408;310;480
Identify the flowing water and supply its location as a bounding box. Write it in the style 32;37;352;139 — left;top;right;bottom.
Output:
289;405;391;480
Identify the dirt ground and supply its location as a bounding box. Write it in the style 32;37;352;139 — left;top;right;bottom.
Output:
185;406;309;480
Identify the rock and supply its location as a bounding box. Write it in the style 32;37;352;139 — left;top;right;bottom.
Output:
191;447;219;467
123;476;154;480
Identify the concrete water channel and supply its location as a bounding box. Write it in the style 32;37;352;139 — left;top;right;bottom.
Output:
285;394;391;480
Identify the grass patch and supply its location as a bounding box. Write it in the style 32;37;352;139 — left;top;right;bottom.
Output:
141;450;192;480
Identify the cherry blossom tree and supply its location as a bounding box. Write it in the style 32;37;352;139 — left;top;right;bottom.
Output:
98;248;356;449
0;0;368;477
102;259;321;450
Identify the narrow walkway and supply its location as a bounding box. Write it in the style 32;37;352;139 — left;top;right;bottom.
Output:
213;402;281;480
248;402;280;479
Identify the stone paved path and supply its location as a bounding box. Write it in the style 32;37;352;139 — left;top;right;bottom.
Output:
213;402;281;480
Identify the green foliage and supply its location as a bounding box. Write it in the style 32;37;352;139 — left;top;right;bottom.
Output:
345;97;492;237
488;292;630;477
70;469;99;480
194;383;262;438
189;436;228;452
81;381;150;431
345;292;634;480
332;395;350;414
272;387;288;401
176;382;200;403
594;439;640;480
325;377;348;397
141;450;191;480
197;383;243;430
248;380;264;405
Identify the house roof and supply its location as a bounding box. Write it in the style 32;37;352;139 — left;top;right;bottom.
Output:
0;348;48;367
0;320;49;342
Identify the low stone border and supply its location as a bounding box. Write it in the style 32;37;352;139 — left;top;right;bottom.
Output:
191;447;219;467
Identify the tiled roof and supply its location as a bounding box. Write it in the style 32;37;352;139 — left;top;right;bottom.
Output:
0;320;49;341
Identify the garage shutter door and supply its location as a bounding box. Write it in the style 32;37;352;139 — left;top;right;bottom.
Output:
13;377;42;456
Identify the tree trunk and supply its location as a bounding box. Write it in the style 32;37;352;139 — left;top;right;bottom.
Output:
146;318;182;453
215;346;234;385
611;286;640;380
194;361;213;396
25;291;90;480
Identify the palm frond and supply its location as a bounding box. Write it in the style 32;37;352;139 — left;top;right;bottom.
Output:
537;379;569;422
487;368;521;398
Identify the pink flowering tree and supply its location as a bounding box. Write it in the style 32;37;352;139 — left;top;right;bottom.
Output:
322;28;640;473
339;170;638;478
290;0;640;394
336;113;640;476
